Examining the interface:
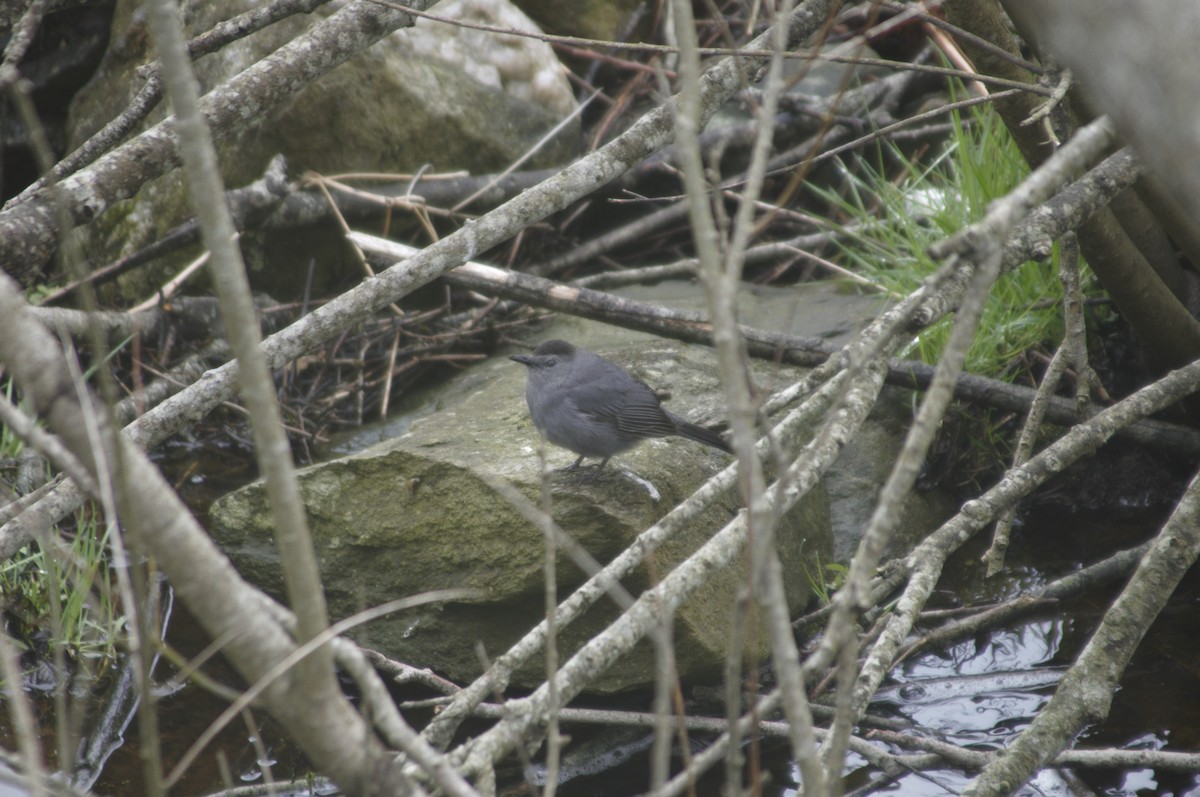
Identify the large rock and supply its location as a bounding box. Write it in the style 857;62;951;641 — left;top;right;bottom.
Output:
209;328;833;692
210;282;958;691
66;0;579;301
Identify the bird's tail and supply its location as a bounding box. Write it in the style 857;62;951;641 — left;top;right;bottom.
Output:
670;412;732;453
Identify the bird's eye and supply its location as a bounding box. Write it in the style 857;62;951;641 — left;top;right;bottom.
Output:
545;357;557;367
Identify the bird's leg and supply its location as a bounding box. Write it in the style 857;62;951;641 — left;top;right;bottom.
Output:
580;456;610;482
564;455;585;471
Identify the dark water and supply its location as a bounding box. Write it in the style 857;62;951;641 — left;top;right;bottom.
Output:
535;511;1200;797
4;470;1198;795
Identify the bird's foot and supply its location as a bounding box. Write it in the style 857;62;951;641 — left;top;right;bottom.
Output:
556;456;610;480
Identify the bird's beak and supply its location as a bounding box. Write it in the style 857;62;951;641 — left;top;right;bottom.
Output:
509;354;533;366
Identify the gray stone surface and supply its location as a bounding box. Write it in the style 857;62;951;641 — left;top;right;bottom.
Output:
210;329;832;692
209;283;957;692
66;0;579;301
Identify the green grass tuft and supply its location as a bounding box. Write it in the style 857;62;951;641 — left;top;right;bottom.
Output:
809;96;1102;379
1;379;124;675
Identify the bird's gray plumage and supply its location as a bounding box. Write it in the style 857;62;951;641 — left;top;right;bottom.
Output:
510;339;730;470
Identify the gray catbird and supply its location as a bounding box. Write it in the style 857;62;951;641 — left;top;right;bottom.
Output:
510;339;731;470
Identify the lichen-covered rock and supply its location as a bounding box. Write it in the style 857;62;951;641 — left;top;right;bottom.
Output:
66;0;579;301
209;334;833;692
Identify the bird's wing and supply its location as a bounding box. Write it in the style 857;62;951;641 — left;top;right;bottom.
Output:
566;371;678;440
613;397;680;439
